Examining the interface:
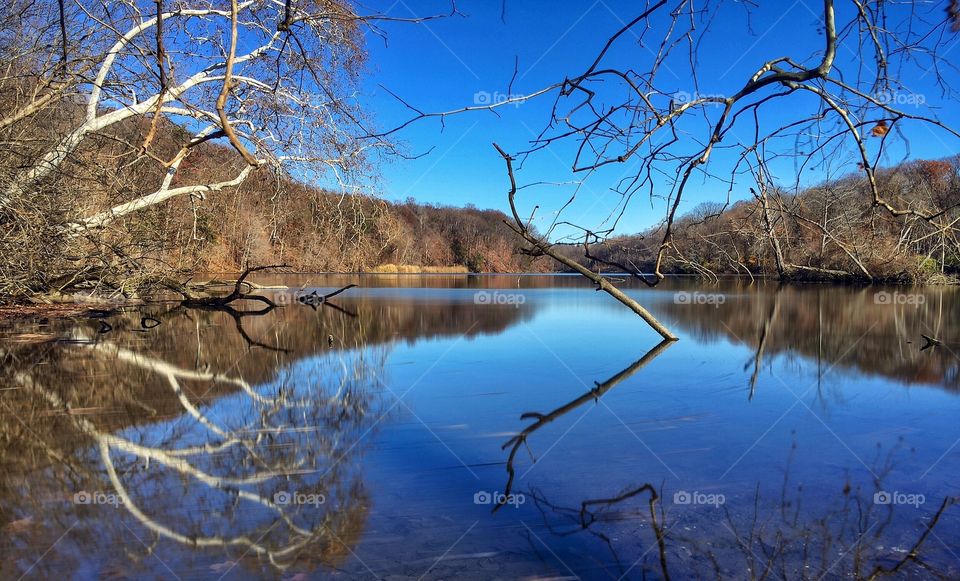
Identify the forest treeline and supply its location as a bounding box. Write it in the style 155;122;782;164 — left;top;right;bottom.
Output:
0;0;552;303
561;157;960;283
3;99;958;299
3;0;959;305
0;108;548;301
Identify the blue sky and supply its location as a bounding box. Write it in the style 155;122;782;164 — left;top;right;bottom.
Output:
358;0;960;237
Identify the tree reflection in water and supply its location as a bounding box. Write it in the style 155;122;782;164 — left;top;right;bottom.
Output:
502;348;960;580
0;290;535;578
658;282;960;394
525;461;958;579
6;328;385;570
2;280;959;578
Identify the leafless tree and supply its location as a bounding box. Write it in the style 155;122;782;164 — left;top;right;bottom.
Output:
400;0;960;337
0;0;452;299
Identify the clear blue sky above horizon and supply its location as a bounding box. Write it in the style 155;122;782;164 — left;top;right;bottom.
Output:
355;0;960;238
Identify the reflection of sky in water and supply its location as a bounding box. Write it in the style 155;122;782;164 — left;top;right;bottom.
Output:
357;288;960;576
2;279;959;579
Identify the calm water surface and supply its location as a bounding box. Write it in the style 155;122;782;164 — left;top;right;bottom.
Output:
1;275;958;579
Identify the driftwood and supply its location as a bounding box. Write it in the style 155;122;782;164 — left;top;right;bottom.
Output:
297;284;358;306
172;267;359;316
178;264;288;308
175;268;359;347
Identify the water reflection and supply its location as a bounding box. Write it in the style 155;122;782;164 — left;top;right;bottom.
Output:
277;275;960;392
499;339;674;510
3;324;379;576
525;467;959;579
655;281;960;392
500;350;959;578
1;277;958;579
0;292;533;578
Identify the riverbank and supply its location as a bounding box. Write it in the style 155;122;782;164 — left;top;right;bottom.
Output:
1;269;957;325
0;304;114;324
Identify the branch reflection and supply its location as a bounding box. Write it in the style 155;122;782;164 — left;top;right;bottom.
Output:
499;339;674;510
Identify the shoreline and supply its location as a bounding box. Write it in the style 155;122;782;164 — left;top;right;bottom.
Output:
0;304;117;324
1;272;955;325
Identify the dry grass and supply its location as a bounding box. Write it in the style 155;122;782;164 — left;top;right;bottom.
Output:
369;264;471;274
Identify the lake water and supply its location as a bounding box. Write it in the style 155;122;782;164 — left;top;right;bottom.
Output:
1;275;958;580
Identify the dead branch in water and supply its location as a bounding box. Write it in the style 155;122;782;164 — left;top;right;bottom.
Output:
179;264;288;308
494;143;677;341
921;334;943;351
297;284;358;306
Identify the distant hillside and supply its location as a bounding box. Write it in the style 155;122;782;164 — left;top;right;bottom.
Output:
4;96;958;298
94;117;551;274
555;158;960;283
0;103;551;300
